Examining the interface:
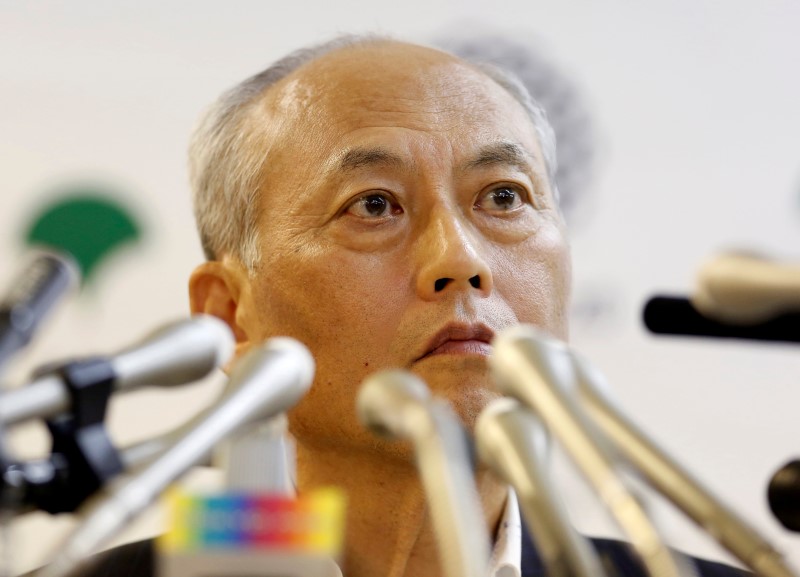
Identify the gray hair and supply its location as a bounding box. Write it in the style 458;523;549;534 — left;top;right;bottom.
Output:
189;34;558;270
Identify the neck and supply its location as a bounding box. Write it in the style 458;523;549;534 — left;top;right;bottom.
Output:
296;441;507;577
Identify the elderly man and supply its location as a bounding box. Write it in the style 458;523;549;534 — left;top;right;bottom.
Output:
67;35;748;577
188;34;566;577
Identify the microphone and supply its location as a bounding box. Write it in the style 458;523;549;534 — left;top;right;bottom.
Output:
0;252;79;375
3;190;145;377
219;413;295;494
357;369;491;577
122;412;296;495
475;397;606;577
768;460;800;533
37;337;315;577
490;325;690;577
571;352;797;577
0;315;236;427
692;253;800;324
643;296;800;344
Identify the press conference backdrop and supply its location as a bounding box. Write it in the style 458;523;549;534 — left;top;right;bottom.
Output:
2;1;799;574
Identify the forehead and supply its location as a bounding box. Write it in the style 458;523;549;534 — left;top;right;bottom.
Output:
250;43;549;208
261;42;542;158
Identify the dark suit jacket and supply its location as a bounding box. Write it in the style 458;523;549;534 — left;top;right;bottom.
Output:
519;518;751;577
49;528;751;577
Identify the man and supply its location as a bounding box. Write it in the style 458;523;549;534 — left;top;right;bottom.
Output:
188;34;567;577
67;35;748;577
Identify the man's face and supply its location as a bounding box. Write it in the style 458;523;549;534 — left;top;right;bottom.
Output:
233;42;570;454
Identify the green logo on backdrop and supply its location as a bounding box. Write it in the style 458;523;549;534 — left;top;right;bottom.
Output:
24;186;143;283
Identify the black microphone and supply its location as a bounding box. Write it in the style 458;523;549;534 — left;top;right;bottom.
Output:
0;252;79;375
643;296;800;344
768;460;800;533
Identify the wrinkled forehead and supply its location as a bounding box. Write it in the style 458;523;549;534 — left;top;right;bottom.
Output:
259;42;541;153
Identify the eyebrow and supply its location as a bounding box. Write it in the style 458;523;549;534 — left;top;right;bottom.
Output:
331;141;536;177
334;147;406;174
461;141;535;174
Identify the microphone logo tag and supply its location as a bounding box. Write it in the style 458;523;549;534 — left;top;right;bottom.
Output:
158;488;346;577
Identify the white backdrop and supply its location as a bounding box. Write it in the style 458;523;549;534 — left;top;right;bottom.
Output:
1;1;799;574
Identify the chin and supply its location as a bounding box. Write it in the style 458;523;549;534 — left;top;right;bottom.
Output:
445;386;502;433
414;360;499;427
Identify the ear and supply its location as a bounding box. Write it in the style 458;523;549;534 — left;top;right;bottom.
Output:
188;258;255;361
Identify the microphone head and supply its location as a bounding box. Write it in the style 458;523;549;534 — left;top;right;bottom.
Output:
475;397;550;481
0;250;80;312
356;369;431;440
692;252;800;324
767;459;800;533
112;315;235;389
226;336;315;417
0;251;80;372
490;325;576;402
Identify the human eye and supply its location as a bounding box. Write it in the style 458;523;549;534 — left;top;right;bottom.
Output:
474;185;528;213
344;192;402;220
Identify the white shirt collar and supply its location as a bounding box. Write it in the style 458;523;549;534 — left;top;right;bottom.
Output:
488;489;523;577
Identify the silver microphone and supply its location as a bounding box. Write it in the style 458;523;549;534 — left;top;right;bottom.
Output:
122;414;296;495
357;369;491;577
37;337;315;577
475;397;606;577
571;351;798;577
491;325;690;577
0;314;235;426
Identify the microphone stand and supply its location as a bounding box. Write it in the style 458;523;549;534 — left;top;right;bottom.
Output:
36;337;314;577
1;357;123;515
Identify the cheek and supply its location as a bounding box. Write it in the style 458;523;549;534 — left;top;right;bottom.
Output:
255;250;405;343
493;222;571;338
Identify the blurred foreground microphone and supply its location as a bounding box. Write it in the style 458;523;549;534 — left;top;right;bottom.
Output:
768;460;800;533
0;314;235;427
644;253;800;343
692;253;800;324
0;252;78;376
475;397;605;577
357;370;491;577
491;326;689;577
572;352;797;577
38;337;315;577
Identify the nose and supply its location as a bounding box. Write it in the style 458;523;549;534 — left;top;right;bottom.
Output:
415;209;493;300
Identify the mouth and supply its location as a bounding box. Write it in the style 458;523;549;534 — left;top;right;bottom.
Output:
416;323;495;361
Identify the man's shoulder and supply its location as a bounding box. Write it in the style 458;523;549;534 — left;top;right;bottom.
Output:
520;534;752;577
36;534;752;577
46;540;156;577
591;537;750;577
